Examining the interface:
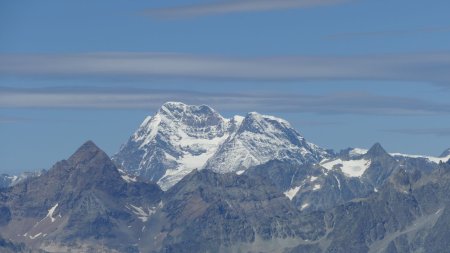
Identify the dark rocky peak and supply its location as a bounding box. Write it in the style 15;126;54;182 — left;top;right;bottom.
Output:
365;142;391;159
361;143;399;187
8;141;126;204
63;141;126;192
67;140;111;166
65;140;122;183
440;148;450;158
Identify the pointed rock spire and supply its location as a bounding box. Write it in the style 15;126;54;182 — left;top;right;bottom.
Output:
440;148;450;158
67;140;110;166
365;143;390;159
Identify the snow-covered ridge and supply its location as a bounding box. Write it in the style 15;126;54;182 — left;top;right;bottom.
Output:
391;152;450;164
114;102;329;190
349;148;368;157
320;147;450;180
321;158;371;177
345;147;450;164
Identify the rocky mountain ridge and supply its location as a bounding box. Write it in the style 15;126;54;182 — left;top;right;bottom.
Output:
2;102;449;252
1;140;449;252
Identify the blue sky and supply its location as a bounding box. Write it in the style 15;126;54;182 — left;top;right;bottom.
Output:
1;0;450;173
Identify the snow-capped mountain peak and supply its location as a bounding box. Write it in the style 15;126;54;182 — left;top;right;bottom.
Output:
113;102;328;190
131;102;229;149
206;111;328;174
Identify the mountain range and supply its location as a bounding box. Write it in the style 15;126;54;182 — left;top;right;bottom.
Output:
1;102;449;253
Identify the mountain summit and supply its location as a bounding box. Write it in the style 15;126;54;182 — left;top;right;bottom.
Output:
440;148;450;158
113;102;329;190
1;141;162;252
365;142;390;159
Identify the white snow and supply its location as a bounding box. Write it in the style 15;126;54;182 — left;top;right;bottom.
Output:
10;175;19;184
349;148;368;157
121;174;137;183
301;203;309;210
233;115;245;124
320;158;371;177
250;112;291;126
46;203;59;223
236;170;245;175
118;102;329;191
205;111;328;174
310;176;318;182
391;153;450;164
313;184;321;191
118;167;138;183
284;186;301;200
334;175;341;190
29;233;42;240
134;115;162;148
157;129;228;190
145;108;233;190
126;204;156;222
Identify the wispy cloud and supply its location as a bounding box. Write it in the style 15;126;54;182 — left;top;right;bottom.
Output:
143;0;351;18
0;115;32;124
1;52;450;85
383;128;450;137
1;87;450;116
326;25;450;40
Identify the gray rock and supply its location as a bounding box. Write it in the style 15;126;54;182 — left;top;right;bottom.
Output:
0;141;163;252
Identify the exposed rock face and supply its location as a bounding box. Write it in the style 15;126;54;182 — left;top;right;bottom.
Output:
287;161;450;253
246;143;439;213
1;139;450;253
361;143;399;186
0;236;28;253
0;141;163;253
245;160;373;212
148;169;326;253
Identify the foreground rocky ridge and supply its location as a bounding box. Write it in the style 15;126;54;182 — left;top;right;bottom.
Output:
1;140;450;252
289;159;450;253
0;141;324;253
0;141;163;253
2;103;450;252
